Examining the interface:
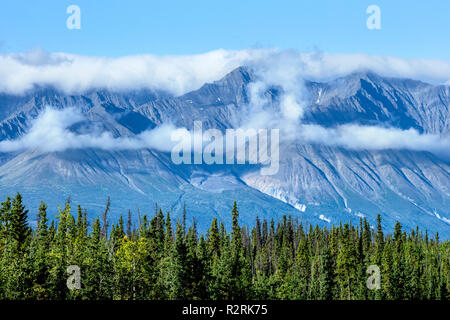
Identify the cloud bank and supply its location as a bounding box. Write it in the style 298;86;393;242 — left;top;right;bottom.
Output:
0;48;449;160
2;47;450;95
0;107;448;161
298;124;450;158
0;107;182;153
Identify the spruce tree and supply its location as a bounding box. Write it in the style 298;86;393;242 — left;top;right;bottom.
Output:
208;217;220;256
10;193;31;250
318;246;334;300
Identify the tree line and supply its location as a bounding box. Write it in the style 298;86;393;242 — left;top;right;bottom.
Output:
0;192;448;300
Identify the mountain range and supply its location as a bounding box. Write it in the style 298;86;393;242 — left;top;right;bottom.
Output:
0;67;448;237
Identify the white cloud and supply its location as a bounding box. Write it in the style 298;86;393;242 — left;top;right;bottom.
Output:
2;47;450;95
0;106;448;160
0;48;257;95
0;107;181;153
0;48;449;159
297;124;450;158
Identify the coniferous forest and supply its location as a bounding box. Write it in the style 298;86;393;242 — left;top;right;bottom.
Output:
0;192;448;300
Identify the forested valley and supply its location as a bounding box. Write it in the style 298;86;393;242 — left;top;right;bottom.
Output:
0;193;448;300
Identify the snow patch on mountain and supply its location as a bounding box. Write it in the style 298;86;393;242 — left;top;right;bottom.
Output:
190;172;242;193
355;212;366;218
239;176;308;212
433;210;450;225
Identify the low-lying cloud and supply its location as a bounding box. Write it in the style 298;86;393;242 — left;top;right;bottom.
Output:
2;47;450;95
0;48;449;160
0;107;183;153
298;124;450;158
0;107;448;161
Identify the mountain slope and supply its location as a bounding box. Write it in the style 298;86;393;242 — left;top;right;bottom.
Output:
0;68;448;236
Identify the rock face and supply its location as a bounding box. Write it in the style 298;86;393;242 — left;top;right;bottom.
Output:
0;67;448;236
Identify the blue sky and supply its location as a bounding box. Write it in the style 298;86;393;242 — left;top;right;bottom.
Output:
0;0;449;59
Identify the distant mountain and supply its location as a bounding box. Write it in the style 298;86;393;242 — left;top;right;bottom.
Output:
0;68;448;236
304;71;450;134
